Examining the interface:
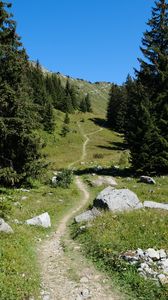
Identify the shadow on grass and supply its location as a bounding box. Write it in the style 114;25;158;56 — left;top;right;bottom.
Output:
89;117;108;128
74;166;135;178
98;141;128;151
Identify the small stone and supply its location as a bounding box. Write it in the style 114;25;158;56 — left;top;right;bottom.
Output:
21;196;27;201
136;248;144;257
13;201;21;206
0;218;14;233
20;188;30;192
81;288;90;298
158;274;168;285
80;276;89;283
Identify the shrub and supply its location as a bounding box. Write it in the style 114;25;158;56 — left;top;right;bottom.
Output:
53;169;73;188
0;196;12;219
93;153;104;159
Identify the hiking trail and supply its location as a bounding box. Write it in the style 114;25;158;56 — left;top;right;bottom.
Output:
38;124;124;300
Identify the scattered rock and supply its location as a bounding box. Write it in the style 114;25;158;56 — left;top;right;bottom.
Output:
80;276;89;283
80;288;90;299
121;248;168;284
140;176;156;184
74;207;101;223
21;196;28;201
13;219;23;225
158;274;168;285
91;176;117;187
20;188;30;192
159;249;167;259
145;248;160;261
94;187;143;212
0;218;14;233
144;201;168;211
51;176;57;186
13;201;21;206
26;212;51;228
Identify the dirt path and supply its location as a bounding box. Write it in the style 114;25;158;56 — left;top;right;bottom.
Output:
38;124;124;300
68;122;103;168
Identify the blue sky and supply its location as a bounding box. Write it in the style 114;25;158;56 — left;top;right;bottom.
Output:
12;0;154;84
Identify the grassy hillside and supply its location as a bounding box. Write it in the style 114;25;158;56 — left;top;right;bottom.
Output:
58;75;111;115
30;61;111;116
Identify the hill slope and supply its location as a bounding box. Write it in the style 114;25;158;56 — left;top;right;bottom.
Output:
31;61;111;116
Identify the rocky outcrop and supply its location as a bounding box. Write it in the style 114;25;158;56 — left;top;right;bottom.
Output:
144;201;168;211
120;248;168;285
94;187;143;212
74;207;101;223
0;218;14;233
140;176;156;184
26;212;51;228
90;176;117;187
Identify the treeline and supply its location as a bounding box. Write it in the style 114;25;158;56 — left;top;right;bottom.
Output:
0;1;92;187
107;0;168;174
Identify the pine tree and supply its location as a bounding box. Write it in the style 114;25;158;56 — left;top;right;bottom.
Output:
125;0;168;174
28;61;55;132
107;84;127;133
64;112;70;124
0;2;42;186
85;93;92;112
80;98;87;113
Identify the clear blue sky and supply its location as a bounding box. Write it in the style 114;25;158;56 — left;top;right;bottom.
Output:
12;0;154;84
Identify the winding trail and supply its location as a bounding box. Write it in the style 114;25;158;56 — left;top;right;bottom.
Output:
38;124;123;300
68;122;103;169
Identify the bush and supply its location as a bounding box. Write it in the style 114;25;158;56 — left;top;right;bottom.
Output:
53;169;73;188
0;196;12;219
0;168;19;187
93;153;104;159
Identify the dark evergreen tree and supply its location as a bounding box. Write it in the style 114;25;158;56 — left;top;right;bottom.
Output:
85;93;92;112
80;98;87;113
27;61;55;132
0;2;42;186
125;0;168;174
107;84;127;133
64;112;70;124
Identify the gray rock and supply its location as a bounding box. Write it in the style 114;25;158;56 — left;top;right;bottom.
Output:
158;274;168;285
81;288;90;299
80;276;89;283
94;187;143;212
20;188;30;192
159;249;167;259
26;212;51;228
144;201;168;211
21;196;28;201
145;248;160;261
136;248;145;257
91;176;117;187
140;176;156;184
158;259;168;274
74;207;101;223
51;176;57;186
0;218;14;233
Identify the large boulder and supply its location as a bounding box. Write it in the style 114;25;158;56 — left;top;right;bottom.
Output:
140;176;156;184
26;212;51;228
74;207;101;223
144;201;168;211
0;218;14;233
94;187;143;212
